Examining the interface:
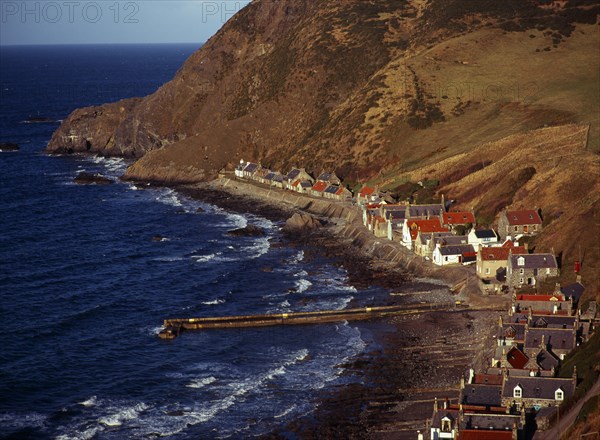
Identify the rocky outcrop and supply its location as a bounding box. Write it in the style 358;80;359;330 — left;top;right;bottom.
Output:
282;212;323;234
0;142;19;152
227;225;265;237
73;172;113;185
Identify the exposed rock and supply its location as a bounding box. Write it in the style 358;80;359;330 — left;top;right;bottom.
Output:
227;225;265;237
282;212;323;234
0;142;19;152
196;207;205;213
73;172;113;185
152;235;167;242
26;116;55;123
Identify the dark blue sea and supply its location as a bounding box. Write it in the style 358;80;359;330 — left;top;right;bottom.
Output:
0;45;393;439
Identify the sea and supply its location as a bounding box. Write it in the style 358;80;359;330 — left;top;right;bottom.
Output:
0;44;394;439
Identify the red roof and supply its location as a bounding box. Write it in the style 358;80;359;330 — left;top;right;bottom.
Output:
408;219;449;240
506;210;542;225
366;203;381;209
311;181;328;192
506;346;528;369
335;187;346;196
473;374;504;385
359;186;375;197
291;179;301;188
458;430;513;440
480;246;527;261
443;211;475;225
517;294;565;302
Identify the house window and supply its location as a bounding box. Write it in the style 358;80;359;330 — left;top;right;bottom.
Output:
485;268;490;275
520;269;525;275
444;256;448;262
546;268;551;274
514;386;522;398
517;257;525;266
519;278;524;284
555;390;564;401
533;225;538;231
514;226;518;232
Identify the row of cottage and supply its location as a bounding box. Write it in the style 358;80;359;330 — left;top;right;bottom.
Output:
235;160;559;291
234;161;353;200
423;282;594;440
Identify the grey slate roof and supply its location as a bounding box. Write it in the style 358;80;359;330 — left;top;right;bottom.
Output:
509;253;557;269
439;244;475;256
431;410;459;429
500;323;526;341
474;229;498;239
536;349;560;371
561;282;585;302
435;235;469;246
287;169;301;180
409;204;444;218
530;315;577;329
524;328;575;352
265;172;276;180
502;376;575;400
243;163;259;173
324;185;340;194
461;384;503;407
460;414;522;430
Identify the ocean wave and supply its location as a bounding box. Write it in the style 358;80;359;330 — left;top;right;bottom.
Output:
201;298;225;306
242;237;270;259
274;404;297;419
98;402;149;427
294;279;312;293
290;250;305;264
186;376;217;389
192;253;216;263
79;396;98;407
0;412;46;431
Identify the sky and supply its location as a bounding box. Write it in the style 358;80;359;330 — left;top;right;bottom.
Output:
0;1;251;45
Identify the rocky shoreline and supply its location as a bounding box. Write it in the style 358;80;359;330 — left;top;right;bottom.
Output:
171;177;509;438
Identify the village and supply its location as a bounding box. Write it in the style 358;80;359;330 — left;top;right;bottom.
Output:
233;159;598;440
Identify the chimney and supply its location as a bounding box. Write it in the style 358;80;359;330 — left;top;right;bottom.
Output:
576;274;582;283
499;315;503;326
540;334;545;349
573;365;578;384
433;397;439;413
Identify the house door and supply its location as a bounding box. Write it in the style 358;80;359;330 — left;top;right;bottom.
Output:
524;225;529;233
527;278;533;285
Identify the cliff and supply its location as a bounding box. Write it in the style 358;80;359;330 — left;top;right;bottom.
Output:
47;0;599;183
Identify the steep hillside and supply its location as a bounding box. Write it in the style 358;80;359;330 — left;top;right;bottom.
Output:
47;0;599;184
376;124;600;302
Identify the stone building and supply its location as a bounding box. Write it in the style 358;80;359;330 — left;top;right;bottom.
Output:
506;253;558;289
501;373;576;411
497;209;543;241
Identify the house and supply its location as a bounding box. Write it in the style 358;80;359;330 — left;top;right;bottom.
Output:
407;203;445;219
498;209;543;241
500;374;576;411
497;318;527;347
310;181;328;197
523;327;576;360
477;243;527;280
512;293;572;316
442;211;475;232
285;168;313;188
234;160;246;177
506;253;559;289
459;414;522;439
430;400;460;440
432;244;476;266
414;231;455;259
356;186;377;205
271;173;285;189
290;179;313;194
460;383;503;408
402;218;449;249
261;170;275;185
468;229;499;252
241;162;259;179
316;171;341;185
323;185;352;201
560;279;585;305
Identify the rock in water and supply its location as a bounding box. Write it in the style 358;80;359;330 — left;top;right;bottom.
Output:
282;212;323;234
0;142;19;152
73;172;113;185
227;225;265;237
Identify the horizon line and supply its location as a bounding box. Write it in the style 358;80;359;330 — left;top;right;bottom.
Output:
0;41;205;47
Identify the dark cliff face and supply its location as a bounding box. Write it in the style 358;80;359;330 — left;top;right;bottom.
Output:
47;0;599;184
